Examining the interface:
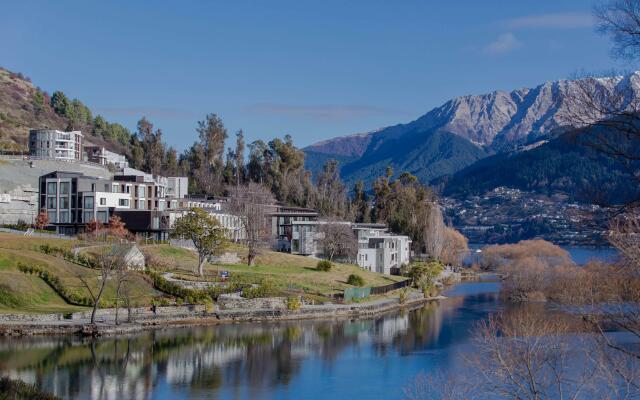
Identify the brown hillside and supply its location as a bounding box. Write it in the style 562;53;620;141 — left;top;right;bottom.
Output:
0;68;70;151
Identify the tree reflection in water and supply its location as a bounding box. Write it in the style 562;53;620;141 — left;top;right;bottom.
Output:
0;288;502;400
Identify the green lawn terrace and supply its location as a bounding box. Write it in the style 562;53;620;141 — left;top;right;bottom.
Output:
0;233;407;314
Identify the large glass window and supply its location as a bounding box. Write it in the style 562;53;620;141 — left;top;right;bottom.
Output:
60;182;70;195
47;211;56;223
59;211;69;223
83;196;94;209
47;182;57;195
46;197;56;209
60;197;69;209
83;211;94;223
118;198;129;207
97;211;108;223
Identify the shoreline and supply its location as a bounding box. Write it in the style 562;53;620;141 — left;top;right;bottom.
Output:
0;293;442;337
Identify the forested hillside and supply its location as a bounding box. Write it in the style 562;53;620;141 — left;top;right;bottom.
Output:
440;129;640;205
0;67;134;154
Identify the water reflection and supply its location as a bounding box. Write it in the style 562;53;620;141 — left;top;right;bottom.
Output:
0;281;501;400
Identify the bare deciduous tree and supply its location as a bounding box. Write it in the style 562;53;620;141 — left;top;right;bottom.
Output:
319;222;357;262
78;245;128;325
230;182;275;266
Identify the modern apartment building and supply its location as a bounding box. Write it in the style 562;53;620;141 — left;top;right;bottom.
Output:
85;146;129;169
167;177;189;199
354;223;412;275
38;170;186;239
279;219;412;275
29;129;84;161
270;205;319;251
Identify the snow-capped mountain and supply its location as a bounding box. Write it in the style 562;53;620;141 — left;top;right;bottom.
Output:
304;72;640;187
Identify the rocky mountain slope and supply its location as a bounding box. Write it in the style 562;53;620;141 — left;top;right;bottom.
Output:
305;72;640;188
0;67;132;155
0;69;69;151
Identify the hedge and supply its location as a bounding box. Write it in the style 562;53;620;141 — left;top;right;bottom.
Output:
146;271;211;304
17;262;94;306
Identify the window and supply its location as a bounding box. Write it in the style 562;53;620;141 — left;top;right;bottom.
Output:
125;186;131;194
46;197;56;209
47;182;57;195
59;211;69;223
118;198;129;207
99;198;106;205
47;211;56;223
60;197;69;209
60;182;70;195
83;211;94;223
112;184;119;193
83;196;94;209
97;211;108;223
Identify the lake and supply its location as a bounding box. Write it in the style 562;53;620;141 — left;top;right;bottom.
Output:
466;244;620;265
0;279;503;400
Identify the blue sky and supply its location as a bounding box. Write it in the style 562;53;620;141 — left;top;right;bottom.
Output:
1;1;629;151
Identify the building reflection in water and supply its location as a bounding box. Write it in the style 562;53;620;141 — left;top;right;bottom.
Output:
0;290;501;400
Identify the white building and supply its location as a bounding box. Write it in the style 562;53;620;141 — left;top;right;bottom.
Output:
210;210;246;242
167;177;189;199
29;129;84;161
85;146;129;169
353;223;411;275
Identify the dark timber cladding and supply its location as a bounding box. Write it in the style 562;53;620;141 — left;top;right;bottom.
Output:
38;170;172;240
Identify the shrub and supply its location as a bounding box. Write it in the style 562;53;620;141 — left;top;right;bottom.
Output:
286;296;302;310
0;376;61;400
399;288;409;304
241;280;278;299
18;262;94;306
347;274;365;287
407;261;443;288
316;260;332;272
146;271;211;304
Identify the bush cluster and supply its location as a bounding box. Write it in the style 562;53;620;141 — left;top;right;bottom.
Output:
0;376;61;400
286;296;302;310
146;271;211;304
18;262;94;306
347;274;365;287
316;260;332;272
39;244;98;269
241;280;278;299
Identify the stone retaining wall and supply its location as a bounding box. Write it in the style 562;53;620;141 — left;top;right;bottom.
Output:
217;294;287;310
0;304;208;324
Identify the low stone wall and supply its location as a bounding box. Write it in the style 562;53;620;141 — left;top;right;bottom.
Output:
217;293;287;310
0;304;208;325
0;313;66;323
70;304;208;321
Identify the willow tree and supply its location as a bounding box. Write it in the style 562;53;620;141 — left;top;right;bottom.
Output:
171;208;228;276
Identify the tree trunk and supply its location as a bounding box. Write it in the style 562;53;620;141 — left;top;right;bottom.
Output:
248;253;254;266
90;279;108;325
114;283;121;325
198;256;206;277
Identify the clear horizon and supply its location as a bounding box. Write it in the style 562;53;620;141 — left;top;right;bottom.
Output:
2;0;630;151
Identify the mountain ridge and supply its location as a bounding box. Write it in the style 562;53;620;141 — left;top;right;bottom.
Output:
304;72;640;188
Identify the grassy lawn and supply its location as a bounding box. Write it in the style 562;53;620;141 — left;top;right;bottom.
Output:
143;244;405;296
0;233;407;313
0;233;161;313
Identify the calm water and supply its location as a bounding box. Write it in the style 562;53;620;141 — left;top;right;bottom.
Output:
0;280;503;400
466;244;619;265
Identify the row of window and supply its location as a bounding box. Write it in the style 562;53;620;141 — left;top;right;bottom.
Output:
47;210;108;224
46;195;94;210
